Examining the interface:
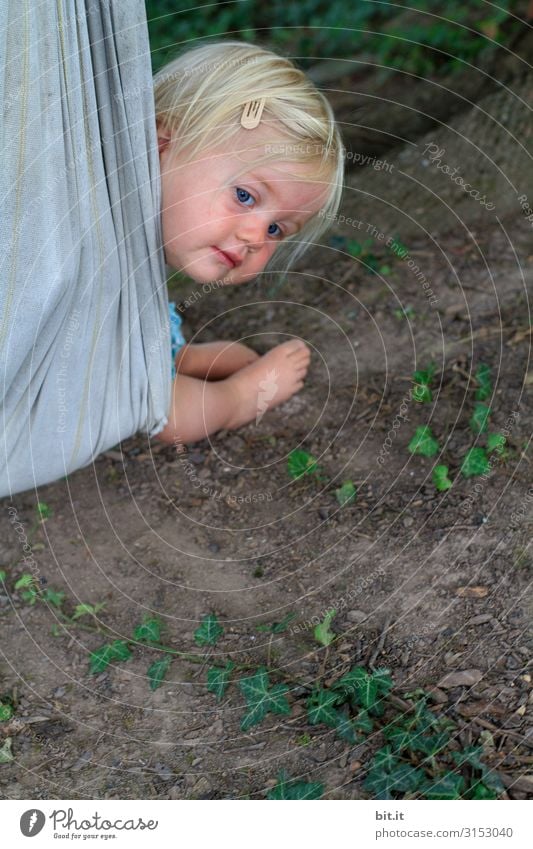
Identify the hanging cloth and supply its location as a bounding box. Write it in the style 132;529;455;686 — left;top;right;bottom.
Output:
0;0;171;497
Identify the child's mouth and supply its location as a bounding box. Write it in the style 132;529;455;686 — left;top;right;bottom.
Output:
211;246;239;268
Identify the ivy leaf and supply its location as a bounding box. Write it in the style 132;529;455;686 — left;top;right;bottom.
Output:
451;746;504;794
72;602;106;620
411;731;450;757
239;668;290;731
133;617;164;644
0;738;13;764
21;588;38;605
373;746;399;772
408;426;439;457
475;363;492;401
385;726;417;753
313;609;336;647
0;570;7;583
14;573;35;590
147;656;172;691
0;703;14;722
470;782;497;799
42;588;65;608
364;763;425;799
256;612;296;634
207;661;235;701
194;614;223;647
287;449;319;480
487;432;506;454
267;770;324;800
461;447;490;478
332;666;381;711
354;709;374;735
89;640;132;674
470;402;490;434
421;772;465;799
335;480;357;506
333;711;360;744
432;464;452;491
372;667;393;696
306;687;341;728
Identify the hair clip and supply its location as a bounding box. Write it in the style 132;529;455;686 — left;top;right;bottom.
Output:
240;97;266;129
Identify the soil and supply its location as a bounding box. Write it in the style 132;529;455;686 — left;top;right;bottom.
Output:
1;67;533;800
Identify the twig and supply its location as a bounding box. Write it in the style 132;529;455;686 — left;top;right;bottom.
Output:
368;615;392;669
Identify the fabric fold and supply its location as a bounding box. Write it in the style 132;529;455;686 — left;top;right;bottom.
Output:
0;0;171;497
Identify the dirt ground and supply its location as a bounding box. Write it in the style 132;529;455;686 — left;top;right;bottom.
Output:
1;197;532;799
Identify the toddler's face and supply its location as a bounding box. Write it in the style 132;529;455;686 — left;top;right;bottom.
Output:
158;131;328;285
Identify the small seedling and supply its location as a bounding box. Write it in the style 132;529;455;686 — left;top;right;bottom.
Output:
470;402;490;434
313;609;337;647
408;426;439;457
72;602;106;620
474;363;492;401
432;465;452;491
461;447;490;478
287;449;319;480
335;480;357;506
487;432;506;455
412;363;436;404
394;306;416;320
36;502;52;520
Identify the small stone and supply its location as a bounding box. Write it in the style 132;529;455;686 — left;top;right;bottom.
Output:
154;762;173;781
426;687;448;704
403;516;414;527
468;614;492;626
189;777;211;799
437;669;483;689
346;610;367;625
168;785;182;800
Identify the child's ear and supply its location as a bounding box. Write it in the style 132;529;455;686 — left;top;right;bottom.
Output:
157;123;172;156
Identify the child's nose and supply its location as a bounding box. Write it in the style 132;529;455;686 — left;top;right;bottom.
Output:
235;213;268;248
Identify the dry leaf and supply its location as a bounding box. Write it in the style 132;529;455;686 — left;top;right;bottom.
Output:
455;586;488;598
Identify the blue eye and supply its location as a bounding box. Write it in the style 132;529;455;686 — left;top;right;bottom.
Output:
267;223;282;237
235;187;254;205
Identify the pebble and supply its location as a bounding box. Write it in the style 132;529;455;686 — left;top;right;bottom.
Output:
346;610;367;625
468;614;492;626
189;777;212;799
437;669;483;688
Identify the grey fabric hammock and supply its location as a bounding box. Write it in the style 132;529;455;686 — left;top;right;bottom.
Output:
1;0;171;498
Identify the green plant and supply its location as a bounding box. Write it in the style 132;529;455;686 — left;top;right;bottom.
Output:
432;464;452;491
313;609;337;647
335;480;357;506
412;363;436;403
287;449;319;479
267;770;324;800
474;363;492;401
470;402;490;435
408;425;439;457
394;306;416;320
461;447;490;478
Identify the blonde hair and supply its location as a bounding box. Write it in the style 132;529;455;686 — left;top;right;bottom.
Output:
153;40;344;283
